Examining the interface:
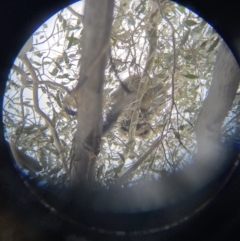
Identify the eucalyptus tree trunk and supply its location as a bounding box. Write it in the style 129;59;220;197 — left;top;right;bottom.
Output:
195;41;240;162
69;0;114;186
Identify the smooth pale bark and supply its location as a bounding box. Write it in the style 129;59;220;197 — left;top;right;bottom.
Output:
70;0;114;185
195;42;240;161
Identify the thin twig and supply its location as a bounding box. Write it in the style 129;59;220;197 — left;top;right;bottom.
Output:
117;134;166;185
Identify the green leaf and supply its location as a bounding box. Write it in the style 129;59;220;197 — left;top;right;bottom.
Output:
128;153;135;159
134;3;142;12
207;38;220;53
200;20;207;28
48;166;62;175
77;57;81;68
126;140;135;146
128;16;135;26
32;61;41;66
23;101;31;105
185;20;198;27
179;125;185;131
49;135;54;144
40;147;48;157
50;67;58;76
66;33;79;49
56;91;63;108
56;55;64;64
58;13;63;22
113;163;124;174
54;61;63;71
180;29;190;46
185;55;193;61
139;5;145;14
184;106;196;113
117;152;125;162
157;73;166;79
183;74;199;79
178;6;186;14
40;125;48;132
24;125;35;131
111;37;117;46
34;51;44;58
130;57;136;66
174;131;181;140
24;127;38;135
154;59;160;65
164;55;172;66
62;19;67;29
200;40;208;49
56;73;69;79
69;24;81;30
52;110;56;124
43;61;52;65
63;51;69;64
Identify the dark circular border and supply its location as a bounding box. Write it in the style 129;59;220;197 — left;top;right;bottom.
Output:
1;0;240;240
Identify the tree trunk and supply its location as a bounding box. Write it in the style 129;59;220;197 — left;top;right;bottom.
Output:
195;41;240;162
70;0;114;186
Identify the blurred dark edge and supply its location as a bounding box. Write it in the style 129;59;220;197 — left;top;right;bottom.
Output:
1;0;240;240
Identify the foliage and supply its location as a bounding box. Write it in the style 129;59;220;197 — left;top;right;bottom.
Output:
3;0;226;187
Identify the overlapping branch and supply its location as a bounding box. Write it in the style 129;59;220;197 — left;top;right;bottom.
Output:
19;54;67;172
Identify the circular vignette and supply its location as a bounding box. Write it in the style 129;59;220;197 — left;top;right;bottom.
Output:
1;0;240;241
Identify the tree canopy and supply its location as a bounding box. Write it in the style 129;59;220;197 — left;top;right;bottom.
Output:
3;0;240;188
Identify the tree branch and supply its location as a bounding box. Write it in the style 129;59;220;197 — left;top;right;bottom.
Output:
126;9;159;155
19;54;67;172
66;6;83;20
117;134;166;185
12;64;71;93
